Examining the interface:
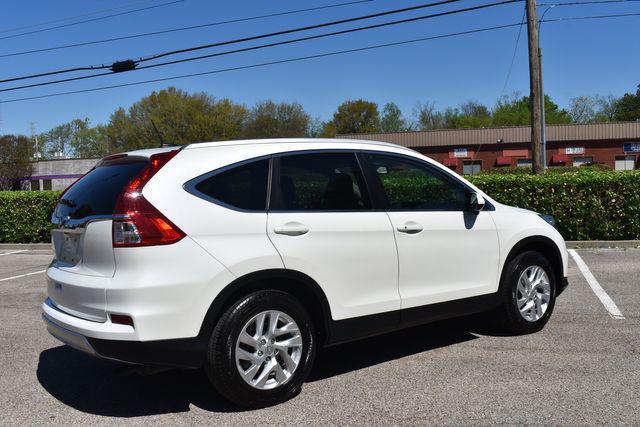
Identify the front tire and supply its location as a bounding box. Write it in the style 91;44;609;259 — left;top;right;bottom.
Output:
205;290;315;408
494;251;556;334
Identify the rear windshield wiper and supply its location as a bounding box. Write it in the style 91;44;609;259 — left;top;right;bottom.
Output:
59;198;76;208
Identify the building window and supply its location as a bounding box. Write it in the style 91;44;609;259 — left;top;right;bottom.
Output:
516;158;533;168
462;160;482;175
30;180;40;191
42;179;52;191
572;156;593;167
615;155;635;171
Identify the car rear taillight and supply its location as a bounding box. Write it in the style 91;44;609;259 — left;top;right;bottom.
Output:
112;150;185;247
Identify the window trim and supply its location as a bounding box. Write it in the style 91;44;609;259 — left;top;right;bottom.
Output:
184;148;494;214
183;155;272;213
268;150;376;213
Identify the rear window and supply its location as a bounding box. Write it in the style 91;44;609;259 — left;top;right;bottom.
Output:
193;159;269;211
54;158;148;220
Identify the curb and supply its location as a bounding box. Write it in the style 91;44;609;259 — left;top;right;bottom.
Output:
565;240;640;249
0;243;51;250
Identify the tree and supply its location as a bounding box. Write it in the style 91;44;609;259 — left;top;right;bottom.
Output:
327;99;380;134
210;98;249;140
569;96;598;123
0;135;33;190
613;84;640;122
39;118;109;159
493;94;571;126
245;100;310;138
569;95;619;123
595;95;618;122
414;100;491;130
380;102;407;132
414;101;446;130
449;100;492;128
104;87;249;151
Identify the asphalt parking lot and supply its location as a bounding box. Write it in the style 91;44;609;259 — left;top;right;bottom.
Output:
0;248;638;425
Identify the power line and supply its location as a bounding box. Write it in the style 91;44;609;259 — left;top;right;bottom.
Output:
0;0;521;89
0;23;525;104
542;10;640;21
500;7;526;97
0;0;185;42
1;11;636;104
539;0;640;6
0;0;375;59
0;0;159;35
0;0;469;84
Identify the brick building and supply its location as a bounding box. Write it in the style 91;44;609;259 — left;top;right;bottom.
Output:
338;122;640;175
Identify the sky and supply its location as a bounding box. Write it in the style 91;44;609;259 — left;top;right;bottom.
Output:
0;0;638;136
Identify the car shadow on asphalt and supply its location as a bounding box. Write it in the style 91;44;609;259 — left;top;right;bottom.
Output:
36;315;496;416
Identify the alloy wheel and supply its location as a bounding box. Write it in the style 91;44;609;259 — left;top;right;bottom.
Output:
234;310;303;390
516;265;551;322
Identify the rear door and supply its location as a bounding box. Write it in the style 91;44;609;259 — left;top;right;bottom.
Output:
266;151;399;321
362;152;500;309
49;156;149;320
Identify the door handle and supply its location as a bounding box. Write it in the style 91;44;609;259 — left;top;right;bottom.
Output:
396;222;423;234
274;223;309;236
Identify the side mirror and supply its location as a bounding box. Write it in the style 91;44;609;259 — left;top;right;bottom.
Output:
467;192;485;214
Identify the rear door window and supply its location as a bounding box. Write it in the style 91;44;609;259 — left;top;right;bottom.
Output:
269;152;371;211
54;158;148;220
192;159;269;211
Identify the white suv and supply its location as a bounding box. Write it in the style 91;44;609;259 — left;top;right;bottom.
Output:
43;138;568;407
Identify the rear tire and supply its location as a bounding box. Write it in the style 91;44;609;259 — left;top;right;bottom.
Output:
205;290;315;408
493;251;556;334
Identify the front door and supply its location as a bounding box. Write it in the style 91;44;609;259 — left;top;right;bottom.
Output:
362;152;500;310
266;151;400;321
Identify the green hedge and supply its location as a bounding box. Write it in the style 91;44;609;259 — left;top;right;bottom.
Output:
0;191;60;243
1;170;639;242
469;170;640;240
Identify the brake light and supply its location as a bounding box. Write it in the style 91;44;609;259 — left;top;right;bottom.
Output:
112;150;185;247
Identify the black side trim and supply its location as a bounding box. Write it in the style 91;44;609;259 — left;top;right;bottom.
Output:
326;293;500;346
86;292;506;367
87;336;206;368
558;277;569;297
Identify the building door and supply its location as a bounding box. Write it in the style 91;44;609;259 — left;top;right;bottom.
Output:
516;158;532;168
615;155;636;171
572;156;593;167
462;160;482;175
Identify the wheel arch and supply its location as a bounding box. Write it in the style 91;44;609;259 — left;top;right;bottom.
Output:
500;235;564;293
197;269;333;345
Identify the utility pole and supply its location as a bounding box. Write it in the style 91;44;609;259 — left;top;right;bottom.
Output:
525;0;544;174
539;47;547;169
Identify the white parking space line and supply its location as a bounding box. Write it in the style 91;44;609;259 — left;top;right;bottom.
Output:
568;249;625;320
0;270;46;282
0;250;28;257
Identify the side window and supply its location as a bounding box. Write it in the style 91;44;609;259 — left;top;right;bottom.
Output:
270;152;371;211
367;154;468;211
194;159;269;211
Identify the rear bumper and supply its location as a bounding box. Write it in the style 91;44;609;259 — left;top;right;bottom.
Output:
42;300;205;368
43;313;96;356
